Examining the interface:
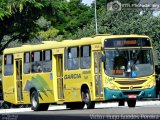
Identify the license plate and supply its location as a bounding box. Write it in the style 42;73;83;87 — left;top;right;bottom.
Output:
128;95;137;99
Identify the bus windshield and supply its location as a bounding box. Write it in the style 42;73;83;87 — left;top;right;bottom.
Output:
104;49;153;78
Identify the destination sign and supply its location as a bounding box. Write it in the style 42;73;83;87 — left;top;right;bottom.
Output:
104;38;151;47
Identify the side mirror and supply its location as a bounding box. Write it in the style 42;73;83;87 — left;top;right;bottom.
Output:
155;65;160;74
101;55;106;63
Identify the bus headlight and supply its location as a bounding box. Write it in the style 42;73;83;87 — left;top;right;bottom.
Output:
107;82;119;90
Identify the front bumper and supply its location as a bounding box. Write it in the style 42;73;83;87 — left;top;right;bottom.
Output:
104;87;156;100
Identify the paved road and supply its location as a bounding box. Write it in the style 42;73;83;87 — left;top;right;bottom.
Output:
1;102;160;120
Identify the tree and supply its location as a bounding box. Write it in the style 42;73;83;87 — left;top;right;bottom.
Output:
0;0;94;52
0;0;68;53
63;0;94;38
0;0;43;52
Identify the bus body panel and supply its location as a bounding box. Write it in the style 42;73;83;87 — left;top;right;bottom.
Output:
23;73;55;104
3;76;16;104
63;70;92;102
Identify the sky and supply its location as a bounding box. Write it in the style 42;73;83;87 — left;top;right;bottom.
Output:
82;0;94;6
81;0;160;16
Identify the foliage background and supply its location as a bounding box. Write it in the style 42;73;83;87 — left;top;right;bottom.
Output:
0;0;160;69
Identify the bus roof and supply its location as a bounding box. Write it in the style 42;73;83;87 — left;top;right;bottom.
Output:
3;34;150;54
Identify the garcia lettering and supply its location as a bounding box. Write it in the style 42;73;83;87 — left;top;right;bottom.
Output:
64;74;81;79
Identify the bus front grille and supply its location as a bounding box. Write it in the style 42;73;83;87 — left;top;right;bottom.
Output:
120;86;142;90
115;80;147;85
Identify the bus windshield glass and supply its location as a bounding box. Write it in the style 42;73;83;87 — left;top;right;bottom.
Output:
104;49;153;78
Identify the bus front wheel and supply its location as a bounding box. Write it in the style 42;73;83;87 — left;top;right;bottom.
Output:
81;89;95;109
31;91;49;111
127;99;136;107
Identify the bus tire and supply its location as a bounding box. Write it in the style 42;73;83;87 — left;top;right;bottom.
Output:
78;102;85;109
31;91;49;111
1;102;10;109
81;89;95;109
127;99;136;107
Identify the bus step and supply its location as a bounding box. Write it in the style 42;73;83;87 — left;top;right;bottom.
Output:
57;101;64;104
17;101;24;103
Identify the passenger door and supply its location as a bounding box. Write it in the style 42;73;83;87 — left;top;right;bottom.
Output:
53;48;65;101
15;59;23;103
55;54;64;100
94;51;103;99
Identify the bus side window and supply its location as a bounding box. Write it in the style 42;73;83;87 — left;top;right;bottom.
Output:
80;45;91;69
31;51;43;73
24;52;31;74
4;54;14;76
67;47;79;70
43;50;52;72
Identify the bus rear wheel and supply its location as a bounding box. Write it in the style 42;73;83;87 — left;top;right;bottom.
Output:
81;89;95;109
31;91;49;111
1;102;11;109
127;99;136;107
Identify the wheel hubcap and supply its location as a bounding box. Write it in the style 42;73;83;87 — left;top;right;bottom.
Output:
32;95;37;108
82;92;89;103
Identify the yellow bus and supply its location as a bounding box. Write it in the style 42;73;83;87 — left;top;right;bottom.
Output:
2;34;156;111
